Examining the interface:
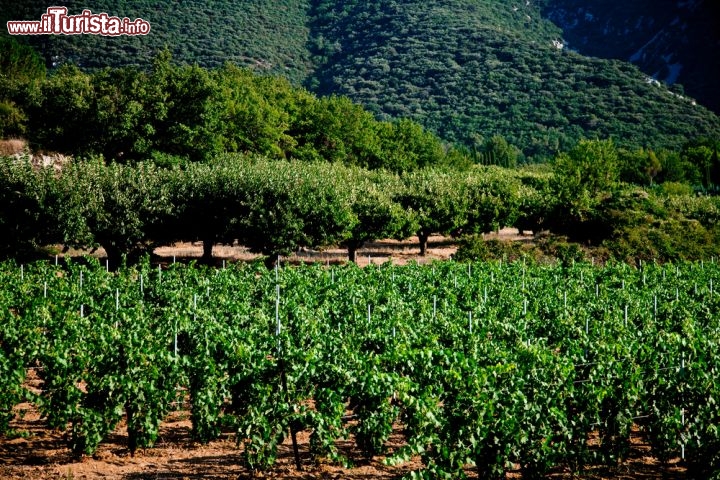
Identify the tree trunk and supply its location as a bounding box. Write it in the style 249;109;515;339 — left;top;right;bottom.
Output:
347;242;362;263
201;237;214;264
102;243;123;271
264;254;279;270
418;230;430;256
126;403;137;457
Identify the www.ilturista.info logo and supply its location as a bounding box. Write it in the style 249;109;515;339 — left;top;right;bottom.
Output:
7;7;151;36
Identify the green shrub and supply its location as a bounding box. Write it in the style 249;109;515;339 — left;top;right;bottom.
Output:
655;181;695;197
453;235;529;262
604;218;720;263
536;235;587;266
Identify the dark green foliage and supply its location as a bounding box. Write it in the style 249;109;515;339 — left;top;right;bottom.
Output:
24;65;96;155
0;157;58;259
53;160;173;267
396;169;469;255
240;160;356;261
308;0;720;159
0;37;45;137
3;142;720;265
0;0;313;84
539;0;720;114
0;37;45;83
15;56;459;171
3;1;719;157
548;139;620;240
337;170;414;262
601;190;720;263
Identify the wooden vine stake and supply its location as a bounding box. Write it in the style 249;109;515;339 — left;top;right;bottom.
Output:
275;284;301;470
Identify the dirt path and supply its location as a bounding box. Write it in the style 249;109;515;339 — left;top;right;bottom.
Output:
152;234;459;268
59;229;536;268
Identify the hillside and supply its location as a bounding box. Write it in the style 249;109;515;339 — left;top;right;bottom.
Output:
305;0;720;158
2;0;720;159
539;0;720;114
0;1;313;84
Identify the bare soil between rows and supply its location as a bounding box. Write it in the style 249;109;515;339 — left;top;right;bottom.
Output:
0;389;688;480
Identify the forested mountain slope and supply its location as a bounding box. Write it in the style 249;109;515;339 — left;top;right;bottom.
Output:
2;0;719;159
0;1;314;84
305;0;720;158
540;0;720;114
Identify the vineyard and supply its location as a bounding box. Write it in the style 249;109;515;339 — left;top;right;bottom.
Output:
1;258;719;478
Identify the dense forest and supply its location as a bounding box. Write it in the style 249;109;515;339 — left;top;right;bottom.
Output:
2;0;720;159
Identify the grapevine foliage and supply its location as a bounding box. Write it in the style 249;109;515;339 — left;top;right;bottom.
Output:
0;258;718;477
